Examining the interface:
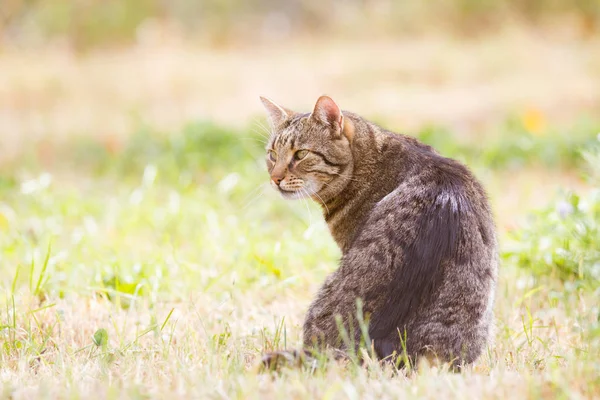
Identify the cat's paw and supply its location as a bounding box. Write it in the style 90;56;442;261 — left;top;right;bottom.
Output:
259;350;307;372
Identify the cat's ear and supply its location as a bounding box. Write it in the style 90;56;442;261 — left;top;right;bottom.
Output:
311;95;343;129
260;96;294;129
311;95;353;143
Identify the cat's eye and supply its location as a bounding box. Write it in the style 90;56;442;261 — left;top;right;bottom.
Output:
294;150;309;160
268;150;277;162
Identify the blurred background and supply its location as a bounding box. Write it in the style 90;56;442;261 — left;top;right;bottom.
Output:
1;0;599;162
0;2;600;395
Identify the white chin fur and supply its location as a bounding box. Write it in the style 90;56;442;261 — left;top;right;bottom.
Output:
272;180;320;200
279;189;309;200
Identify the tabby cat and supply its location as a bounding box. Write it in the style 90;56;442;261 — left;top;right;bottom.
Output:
260;95;498;368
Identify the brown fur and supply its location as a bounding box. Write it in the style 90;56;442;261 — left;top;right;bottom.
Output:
260;96;498;369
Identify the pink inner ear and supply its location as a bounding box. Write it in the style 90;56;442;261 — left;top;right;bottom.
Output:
261;96;292;128
314;96;341;126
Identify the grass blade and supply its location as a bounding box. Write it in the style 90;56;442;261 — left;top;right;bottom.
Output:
160;308;175;332
34;241;52;296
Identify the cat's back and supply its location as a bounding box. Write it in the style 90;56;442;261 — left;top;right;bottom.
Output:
357;131;497;361
373;129;493;221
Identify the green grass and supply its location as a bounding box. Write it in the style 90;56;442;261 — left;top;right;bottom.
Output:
415;116;600;170
503;145;600;290
1;119;599;398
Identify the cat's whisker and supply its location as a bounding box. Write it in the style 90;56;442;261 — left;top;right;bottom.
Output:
241;190;265;212
241;184;266;205
254;120;272;138
310;189;330;216
240;136;267;145
299;187;314;228
242;181;268;201
249;127;270;140
247;130;270;146
252;124;272;143
240;182;269;211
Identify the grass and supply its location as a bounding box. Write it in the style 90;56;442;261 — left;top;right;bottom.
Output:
1;119;600;398
416;116;600;170
503;144;600;290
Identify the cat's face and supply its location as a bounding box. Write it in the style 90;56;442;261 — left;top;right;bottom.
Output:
261;96;354;202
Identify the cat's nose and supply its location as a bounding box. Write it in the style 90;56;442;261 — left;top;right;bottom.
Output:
271;167;286;186
271;176;284;186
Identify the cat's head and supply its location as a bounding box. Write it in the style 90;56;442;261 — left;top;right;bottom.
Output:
260;95;355;202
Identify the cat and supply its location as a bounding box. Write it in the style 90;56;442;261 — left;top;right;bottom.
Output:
260;95;498;369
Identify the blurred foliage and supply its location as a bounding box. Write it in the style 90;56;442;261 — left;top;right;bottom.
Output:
417;117;600;170
69;121;265;184
503;146;600;292
2;116;598;189
14;116;596;185
1;0;599;49
0;174;17;191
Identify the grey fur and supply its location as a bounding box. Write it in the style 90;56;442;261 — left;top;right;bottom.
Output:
261;96;497;368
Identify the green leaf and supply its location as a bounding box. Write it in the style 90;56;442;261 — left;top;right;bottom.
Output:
93;328;109;348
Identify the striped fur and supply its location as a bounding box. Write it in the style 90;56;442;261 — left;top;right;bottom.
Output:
260;96;498;370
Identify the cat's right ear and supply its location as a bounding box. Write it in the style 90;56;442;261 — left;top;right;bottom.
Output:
260;97;293;129
311;95;354;144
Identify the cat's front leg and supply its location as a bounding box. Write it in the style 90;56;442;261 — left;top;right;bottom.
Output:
302;270;350;351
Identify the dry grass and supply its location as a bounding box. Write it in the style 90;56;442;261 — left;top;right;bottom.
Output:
1;238;598;399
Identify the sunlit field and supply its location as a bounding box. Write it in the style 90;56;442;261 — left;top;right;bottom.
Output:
2;1;600;397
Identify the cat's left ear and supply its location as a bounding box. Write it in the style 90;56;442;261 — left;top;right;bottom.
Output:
312;95;354;143
260;96;294;129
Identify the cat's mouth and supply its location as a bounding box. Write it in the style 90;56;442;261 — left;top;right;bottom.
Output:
271;178;317;199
